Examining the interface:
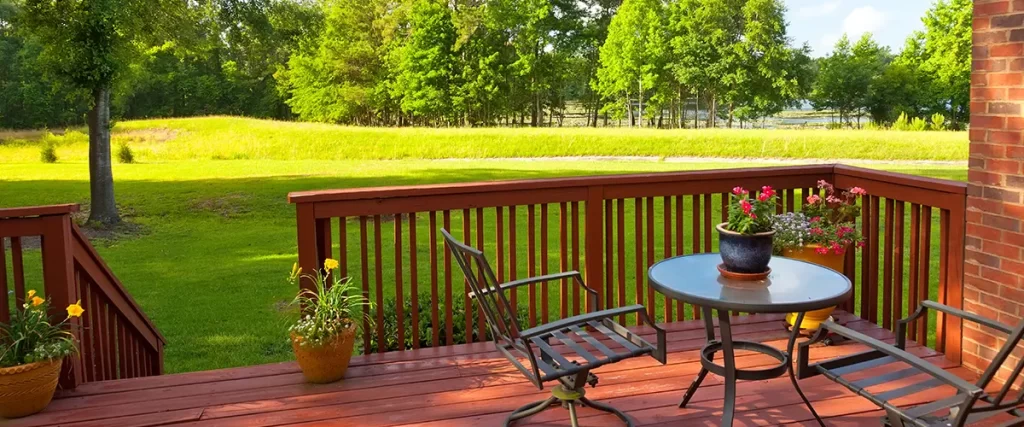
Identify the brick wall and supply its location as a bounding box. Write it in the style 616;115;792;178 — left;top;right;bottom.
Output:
964;0;1024;380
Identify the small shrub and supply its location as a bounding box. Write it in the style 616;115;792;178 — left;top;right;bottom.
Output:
40;142;57;163
117;143;135;164
910;117;928;131
364;294;530;353
825;121;844;130
929;113;946;131
862;121;883;131
892;112;910;131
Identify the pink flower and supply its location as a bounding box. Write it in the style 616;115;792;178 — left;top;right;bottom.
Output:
806;195;821;204
817;180;834;192
747;212;757;219
849;187;867;196
815;246;830;255
836;226;853;238
761;186;776;198
809;216;821;223
740;199;753;214
810;227;823;236
826;195;841;204
732;187;748;196
758;192;771;202
856;241;866;248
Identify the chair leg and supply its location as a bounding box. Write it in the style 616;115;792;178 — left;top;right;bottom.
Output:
567;401;580;427
505;396;558;426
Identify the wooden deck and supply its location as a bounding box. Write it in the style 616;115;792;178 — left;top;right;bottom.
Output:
11;311;975;427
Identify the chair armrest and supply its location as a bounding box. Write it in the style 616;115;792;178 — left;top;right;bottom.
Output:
519;304;667;364
904;300;1013;335
821;321;984;397
469;271;598;311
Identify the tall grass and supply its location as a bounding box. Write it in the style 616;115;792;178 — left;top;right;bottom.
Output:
0;116;968;163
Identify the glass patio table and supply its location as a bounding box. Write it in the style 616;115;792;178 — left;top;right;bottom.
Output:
648;253;852;426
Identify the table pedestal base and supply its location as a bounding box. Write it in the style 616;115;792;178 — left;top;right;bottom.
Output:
678;308;826;426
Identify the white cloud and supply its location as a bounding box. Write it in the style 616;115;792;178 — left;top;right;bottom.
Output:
795;0;841;18
842;6;886;40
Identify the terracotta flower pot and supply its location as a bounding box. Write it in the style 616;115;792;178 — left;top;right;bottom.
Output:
717;223;775;274
0;359;62;419
291;323;357;384
784;244;846;330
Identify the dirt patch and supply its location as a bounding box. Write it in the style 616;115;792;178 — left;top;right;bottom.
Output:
188;194;252;218
114;128;179;144
4;206;145;250
0;129;65;143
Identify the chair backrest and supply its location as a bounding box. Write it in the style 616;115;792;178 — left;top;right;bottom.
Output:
974;320;1024;409
441;229;522;347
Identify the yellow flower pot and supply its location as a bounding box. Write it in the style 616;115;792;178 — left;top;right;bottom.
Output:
0;359;62;419
291;323;357;384
784;244;846;331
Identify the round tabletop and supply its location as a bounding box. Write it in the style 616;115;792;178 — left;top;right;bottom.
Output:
648;253;852;313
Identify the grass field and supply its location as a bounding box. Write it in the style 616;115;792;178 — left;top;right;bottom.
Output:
0;116;968;162
0;117;968;373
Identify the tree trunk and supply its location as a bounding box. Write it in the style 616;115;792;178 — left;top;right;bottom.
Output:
638;78;644;128
87;86;119;225
728;102;734;129
694;91;699;129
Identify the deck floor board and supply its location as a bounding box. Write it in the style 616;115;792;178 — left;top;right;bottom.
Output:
9;312;976;426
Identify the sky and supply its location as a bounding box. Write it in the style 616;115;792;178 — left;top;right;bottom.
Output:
784;0;936;57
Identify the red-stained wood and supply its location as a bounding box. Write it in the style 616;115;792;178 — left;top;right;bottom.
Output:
918;207;932;347
645;197;655;320
374;216;385;352
0;204;79;219
616;199;626;324
634;198;644;326
674;195;684;321
427;212;439;347
359;217;371;354
559;202;569;318
604;200;613;312
571;201;581;314
943;205;965;364
20;312;973;427
409;213;419;349
443;211;454;344
894;202;906;323
663;196;673;322
508;206;518;313
11;236;25;305
475;207;486;338
527;206;537;327
883;199;895;330
395;212;405;349
82;281;95;382
337;218;348;280
908;203;921;340
0;237;8;324
539;204;549;325
702;194;712;253
691;195;701;255
496;207;506;321
462;209;473;343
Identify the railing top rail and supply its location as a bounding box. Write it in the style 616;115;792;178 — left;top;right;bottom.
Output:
288;164;835;204
833;164;967;195
0;203;79;219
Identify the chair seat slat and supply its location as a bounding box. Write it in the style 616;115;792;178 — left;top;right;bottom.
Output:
530;337;576;370
551;330;601;364
850;367;922;389
587;321;642;353
903;394;968;418
826;355;898;377
875;378;946;401
569;324;620;359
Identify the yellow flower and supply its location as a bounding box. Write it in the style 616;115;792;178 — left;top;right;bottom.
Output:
27;290;36;299
31;296;45;307
323;258;339;271
67;301;85;318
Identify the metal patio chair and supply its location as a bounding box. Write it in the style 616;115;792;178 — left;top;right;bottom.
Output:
797;300;1024;427
441;229;667;427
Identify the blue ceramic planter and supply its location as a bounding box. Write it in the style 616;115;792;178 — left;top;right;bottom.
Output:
717;223;775;274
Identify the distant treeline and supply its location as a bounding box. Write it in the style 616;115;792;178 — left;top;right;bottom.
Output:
0;0;970;130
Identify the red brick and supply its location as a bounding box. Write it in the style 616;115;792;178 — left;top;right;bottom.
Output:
1008;117;1024;130
969;247;1005;268
983;290;1021;314
971;157;988;169
984;240;1023;259
993;14;1024;29
976;17;992;31
988;159;1021;174
966;262;982;278
1004;203;1024;218
1015;0;1024;11
990;102;1023;114
970;169;1004;186
969;209;984;224
977;1;1011;16
969;223;1005;242
1011;59;1024;71
1010;88;1024;99
984;185;1023;203
971;142;1004;157
973;114;1007;129
1002;284;1024;302
991;73;1024;86
1008;146;1024;158
975;45;991;59
974;59;1008;72
984;212;1022;232
978;30;1010;45
970;197;1006;214
1012;29;1024;42
1002;258;1024;276
991;130;1024;145
992;43;1024;57
1007;175;1024;188
967;275;1004;296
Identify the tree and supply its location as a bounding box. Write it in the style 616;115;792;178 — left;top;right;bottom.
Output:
21;0;185;224
595;0;665;127
810;34;887;127
920;0;971;129
725;0;796;127
392;0;458;125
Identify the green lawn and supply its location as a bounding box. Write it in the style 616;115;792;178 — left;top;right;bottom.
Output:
1;116;968;162
0;117;968;373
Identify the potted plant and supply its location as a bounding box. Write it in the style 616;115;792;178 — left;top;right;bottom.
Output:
0;291;84;418
288;259;370;384
774;180;866;330
718;186;779;275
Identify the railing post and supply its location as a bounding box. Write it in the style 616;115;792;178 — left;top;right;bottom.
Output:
296;202;319;294
943;206;965;365
585;186;605;311
39;213;84;389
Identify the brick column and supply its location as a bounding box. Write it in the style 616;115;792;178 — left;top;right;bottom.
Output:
964;0;1024;380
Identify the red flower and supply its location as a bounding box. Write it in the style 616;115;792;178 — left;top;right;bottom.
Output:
761;186;775;198
856;241;866;248
849;187;867;196
806;195;821;205
732;186;748;196
815;246;830;255
740;199;753;214
809;216;821;223
758;192;771;202
810;227;823;236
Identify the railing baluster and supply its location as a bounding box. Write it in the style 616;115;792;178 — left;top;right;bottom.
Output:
373;216;385;352
663;196;673;323
540;204;549;324
475;207;486;339
11;236;24;305
909;203;921;340
571;201;581;316
559;202;569;319
462;209;473;343
496;207;506;323
527;205;537;327
634;198;644;326
105;301;116;380
860;195;873;321
919;206;932;346
868;195;881;324
82;279;94;382
646;197;655;320
429;212;439;348
675;196;685;321
409;213;419;349
443;211;454;344
937;209;950;352
894;202;906;324
395;213;405;349
118;318;128;379
616;199;626;324
883;199;895;330
359;217;371;353
337;218;348;279
691;195;701;320
509;206;518;314
604;200;613;313
703;194;712;253
0;237;7;324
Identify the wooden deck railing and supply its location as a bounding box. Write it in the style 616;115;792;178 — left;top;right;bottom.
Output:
289;164;966;363
0;205;165;389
